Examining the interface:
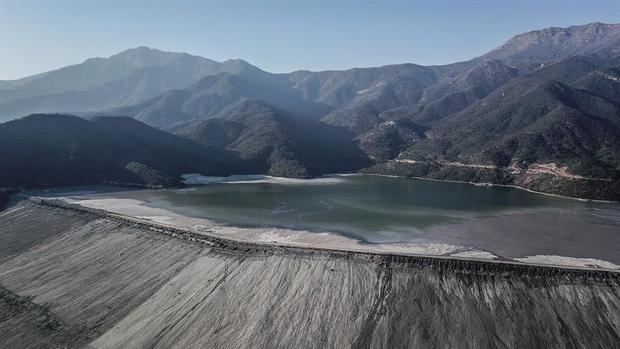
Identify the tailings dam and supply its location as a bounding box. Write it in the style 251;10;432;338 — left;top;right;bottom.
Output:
0;200;618;348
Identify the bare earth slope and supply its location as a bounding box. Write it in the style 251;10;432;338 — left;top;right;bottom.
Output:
0;201;618;348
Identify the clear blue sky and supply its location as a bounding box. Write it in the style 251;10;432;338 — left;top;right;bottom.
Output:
1;0;619;79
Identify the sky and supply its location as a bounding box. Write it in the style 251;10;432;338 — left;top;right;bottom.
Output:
1;0;619;79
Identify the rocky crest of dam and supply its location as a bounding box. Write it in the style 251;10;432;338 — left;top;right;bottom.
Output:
0;200;618;348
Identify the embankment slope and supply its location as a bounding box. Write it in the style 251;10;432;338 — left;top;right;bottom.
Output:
0;201;618;348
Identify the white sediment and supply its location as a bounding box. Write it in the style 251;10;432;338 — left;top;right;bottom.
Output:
66;197;466;256
515;255;620;270
181;174;345;185
64;196;620;270
450;250;498;260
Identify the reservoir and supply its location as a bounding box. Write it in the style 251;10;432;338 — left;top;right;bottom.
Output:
32;174;620;266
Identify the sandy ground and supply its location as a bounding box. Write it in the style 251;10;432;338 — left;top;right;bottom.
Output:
64;196;620;270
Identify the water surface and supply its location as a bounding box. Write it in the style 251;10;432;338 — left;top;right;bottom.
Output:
35;175;620;263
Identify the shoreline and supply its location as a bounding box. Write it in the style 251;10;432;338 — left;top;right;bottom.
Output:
183;171;619;203
30;197;620;273
355;172;619;204
4;171;618;204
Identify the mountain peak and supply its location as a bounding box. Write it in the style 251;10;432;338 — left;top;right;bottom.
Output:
224;58;250;64
107;46;186;67
123;45;159;52
482;22;620;68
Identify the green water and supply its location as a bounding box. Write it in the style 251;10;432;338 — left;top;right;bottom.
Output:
36;175;620;262
144;176;615;251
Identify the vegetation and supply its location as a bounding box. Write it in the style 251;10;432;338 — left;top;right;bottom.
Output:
0;114;238;188
176;99;371;177
1;23;619;199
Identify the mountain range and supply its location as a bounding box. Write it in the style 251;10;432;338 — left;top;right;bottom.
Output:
1;22;619;199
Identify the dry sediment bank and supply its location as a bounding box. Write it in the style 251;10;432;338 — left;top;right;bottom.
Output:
0;200;618;348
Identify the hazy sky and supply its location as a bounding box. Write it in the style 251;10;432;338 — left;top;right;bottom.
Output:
1;0;619;79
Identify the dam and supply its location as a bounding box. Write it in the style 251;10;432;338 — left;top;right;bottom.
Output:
0;199;618;348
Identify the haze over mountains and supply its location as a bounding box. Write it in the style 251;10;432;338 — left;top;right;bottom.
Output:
1;22;620;199
0;48;257;121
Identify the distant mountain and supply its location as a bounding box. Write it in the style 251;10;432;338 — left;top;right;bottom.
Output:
480;22;620;70
408;58;620;170
316;65;440;133
104;72;331;129
3;22;619;126
0;114;238;188
2;22;620;199
0;47;263;121
287;64;439;108
176;99;369;177
377;56;620;200
316;23;620;135
317;60;519;137
406;60;520;124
